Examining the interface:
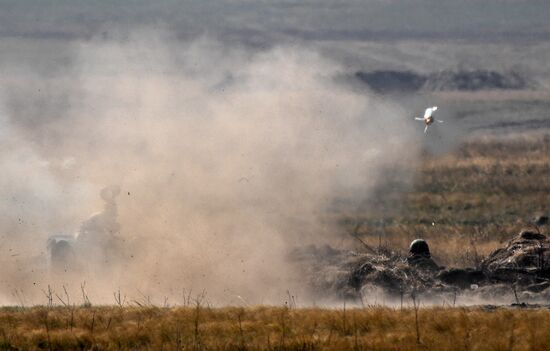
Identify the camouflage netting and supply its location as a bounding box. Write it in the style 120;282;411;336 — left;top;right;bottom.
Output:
293;229;550;303
481;230;550;292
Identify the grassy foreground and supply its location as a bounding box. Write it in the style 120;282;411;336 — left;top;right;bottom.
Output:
0;305;549;350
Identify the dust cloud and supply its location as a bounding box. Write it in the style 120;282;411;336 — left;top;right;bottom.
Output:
0;30;419;306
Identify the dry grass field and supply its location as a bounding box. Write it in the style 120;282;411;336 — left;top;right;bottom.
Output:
345;134;550;267
1;305;550;350
4;3;550;351
1;134;548;350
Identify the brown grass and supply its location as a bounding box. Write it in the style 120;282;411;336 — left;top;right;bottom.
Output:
0;305;549;350
2;136;548;349
346;134;550;267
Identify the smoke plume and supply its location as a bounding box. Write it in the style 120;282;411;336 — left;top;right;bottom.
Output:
0;30;419;305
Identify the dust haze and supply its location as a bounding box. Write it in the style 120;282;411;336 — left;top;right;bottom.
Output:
0;30;422;306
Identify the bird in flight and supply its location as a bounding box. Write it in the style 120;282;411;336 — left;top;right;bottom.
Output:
415;106;443;133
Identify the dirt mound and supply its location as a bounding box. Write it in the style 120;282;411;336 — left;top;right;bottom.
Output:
424;70;531;91
354;69;534;94
292;244;446;299
481;230;550;289
294;229;550;302
355;71;426;94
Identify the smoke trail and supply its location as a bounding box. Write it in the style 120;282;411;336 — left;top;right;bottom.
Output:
0;31;419;305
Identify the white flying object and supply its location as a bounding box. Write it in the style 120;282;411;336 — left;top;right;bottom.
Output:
415;106;443;133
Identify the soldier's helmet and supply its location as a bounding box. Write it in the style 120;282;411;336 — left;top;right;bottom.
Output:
409;239;431;258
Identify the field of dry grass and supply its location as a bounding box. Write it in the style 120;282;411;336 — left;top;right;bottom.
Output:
342;134;550;267
1;305;550;350
1;135;548;350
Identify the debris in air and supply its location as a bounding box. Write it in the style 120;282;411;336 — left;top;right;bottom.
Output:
414;106;443;133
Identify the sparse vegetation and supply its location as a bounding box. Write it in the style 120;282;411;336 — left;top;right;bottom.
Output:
0;134;545;351
343;134;550;267
0;305;549;350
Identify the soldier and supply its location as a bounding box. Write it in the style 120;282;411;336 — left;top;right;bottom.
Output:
48;185;122;275
75;185;122;271
48;236;77;274
407;239;440;271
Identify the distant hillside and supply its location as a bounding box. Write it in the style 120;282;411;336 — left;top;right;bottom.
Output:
355;70;535;94
2;1;550;42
